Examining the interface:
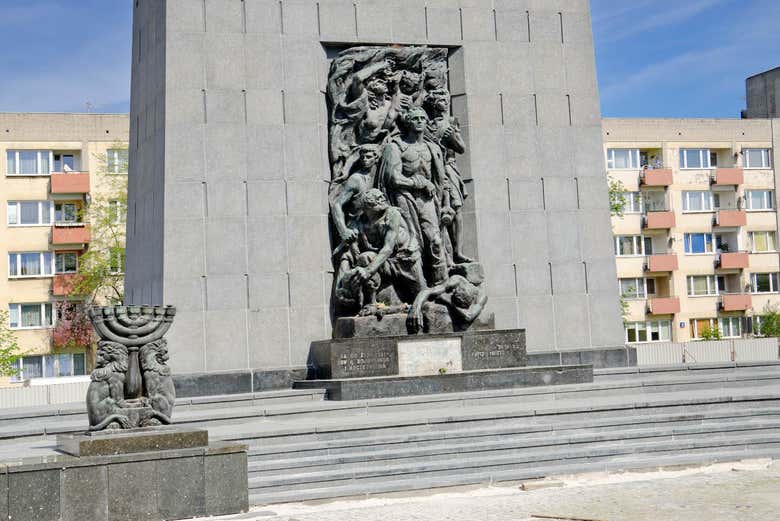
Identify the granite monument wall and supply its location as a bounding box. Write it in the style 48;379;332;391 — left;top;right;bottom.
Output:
126;0;624;376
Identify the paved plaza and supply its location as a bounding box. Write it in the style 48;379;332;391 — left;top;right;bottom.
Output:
201;459;780;521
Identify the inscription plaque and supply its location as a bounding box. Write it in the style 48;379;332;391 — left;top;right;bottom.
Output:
397;338;463;377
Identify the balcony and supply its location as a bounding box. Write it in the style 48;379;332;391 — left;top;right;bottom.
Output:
647;297;680;315
645;254;678;272
720;293;751;311
716;252;749;269
711;168;744;186
52;274;84;296
715;209;746;227
642;211;675;230
51;224;91;246
639;168;673;187
50;172;90;194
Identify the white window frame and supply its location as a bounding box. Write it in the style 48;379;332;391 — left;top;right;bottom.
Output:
6;150;54;176
54;202;81;224
10;352;87;381
55;252;79;274
108;200;125;223
8;303;54;330
8;252;54;278
684;233;714;254
7;201;54;226
619;278;653;299
679;148;712;169
749;231;776;253
606;148;641;170
625;320;671;343
622;192;642;214
106;148;129;174
751;272;779;294
682;191;715;212
745;190;774;211
687;275;719;296
743;148;772;169
614;235;652;257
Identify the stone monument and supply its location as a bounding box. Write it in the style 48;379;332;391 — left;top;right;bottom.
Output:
125;0;629;394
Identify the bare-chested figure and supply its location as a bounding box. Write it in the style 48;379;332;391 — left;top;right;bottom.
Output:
329;144;380;244
378;107;451;286
406;269;488;333
339;58;398;146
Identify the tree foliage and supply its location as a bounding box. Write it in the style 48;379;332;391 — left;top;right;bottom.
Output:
0;312;22;377
756;303;780;337
698;326;722;341
608;178;628;218
52;302;95;351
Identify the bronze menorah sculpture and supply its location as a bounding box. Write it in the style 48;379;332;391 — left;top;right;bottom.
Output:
86;305;176;430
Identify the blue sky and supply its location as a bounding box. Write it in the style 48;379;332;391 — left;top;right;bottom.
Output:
0;0;777;118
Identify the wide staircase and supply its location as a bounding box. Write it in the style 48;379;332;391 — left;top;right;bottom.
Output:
0;362;779;505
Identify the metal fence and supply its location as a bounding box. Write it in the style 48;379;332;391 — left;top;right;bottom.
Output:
0;378;89;409
635;337;779;366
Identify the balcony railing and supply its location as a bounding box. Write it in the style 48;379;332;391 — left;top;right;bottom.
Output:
51;224;91;246
714;209;747;227
50;172;90;194
711;168;744;186
644;254;678;272
720;293;752;311
715;251;749;269
639;168;673;187
647;297;680;315
642;210;675;230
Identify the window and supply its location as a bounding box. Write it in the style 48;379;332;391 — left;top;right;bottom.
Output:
53;153;76;172
54;203;79;223
109;249;125;274
625;320;671;343
682;191;715;212
606;149;641;169
621;192;642;213
684;233;714;254
55;252;78;273
687;275;719;296
746;190;773;210
691;317;742;338
108;200;125;223
614;235;652;256
744;148;772;169
749;231;776;252
751;273;779;293
679;148;711;169
8;303;54;329
7;201;53;226
106;148;128;174
8;252;53;278
6;150;52;175
11;353;86;380
619;278;655;299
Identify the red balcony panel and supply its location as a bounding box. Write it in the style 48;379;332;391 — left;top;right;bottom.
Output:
648;297;680;315
721;294;751;311
50;172;90;194
644;211;675;229
716;209;747;227
718;252;749;269
52;274;85;296
646;254;678;272
51;225;91;245
713;168;743;186
640;169;673;186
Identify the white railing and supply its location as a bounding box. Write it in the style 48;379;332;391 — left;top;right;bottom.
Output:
634;337;779;366
0;378;89;409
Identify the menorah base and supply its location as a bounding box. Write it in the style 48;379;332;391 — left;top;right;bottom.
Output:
90;404;171;431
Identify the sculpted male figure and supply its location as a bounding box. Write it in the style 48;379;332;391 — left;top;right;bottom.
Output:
424;89;474;264
341;58;397;146
338;189;426;313
329;144;381;244
378;106;451;285
407;268;488;333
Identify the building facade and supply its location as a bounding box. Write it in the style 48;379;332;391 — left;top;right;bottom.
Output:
744;66;780;119
0;113;129;382
604;118;780;344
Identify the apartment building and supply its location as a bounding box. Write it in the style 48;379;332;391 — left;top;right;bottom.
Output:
604;118;779;344
1;113;129;381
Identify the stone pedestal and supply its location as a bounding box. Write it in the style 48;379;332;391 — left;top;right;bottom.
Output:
56;426;208;457
309;329;527;380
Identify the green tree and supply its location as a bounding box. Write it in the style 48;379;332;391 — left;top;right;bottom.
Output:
755;303;780;337
0;311;22;377
699;325;722;341
608;178;628;217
